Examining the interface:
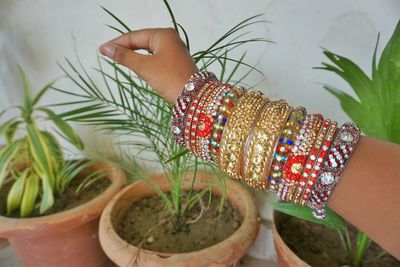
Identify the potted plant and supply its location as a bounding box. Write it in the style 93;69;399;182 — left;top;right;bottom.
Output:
54;2;269;266
0;67;126;267
272;21;400;266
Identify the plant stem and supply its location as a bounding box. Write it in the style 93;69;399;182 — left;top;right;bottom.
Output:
354;231;371;267
162;0;179;32
337;228;353;261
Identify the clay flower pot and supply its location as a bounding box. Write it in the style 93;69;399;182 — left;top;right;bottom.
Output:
0;162;126;267
272;211;309;267
99;172;260;267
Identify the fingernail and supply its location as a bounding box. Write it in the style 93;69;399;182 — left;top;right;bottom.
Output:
99;43;116;58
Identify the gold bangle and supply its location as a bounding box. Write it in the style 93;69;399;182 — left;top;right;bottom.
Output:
243;99;292;190
219;91;266;180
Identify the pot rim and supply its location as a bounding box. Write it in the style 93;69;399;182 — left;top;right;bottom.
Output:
272;210;311;267
0;162;126;237
99;171;260;266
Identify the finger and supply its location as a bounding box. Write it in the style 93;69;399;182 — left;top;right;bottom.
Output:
106;28;159;52
99;43;152;77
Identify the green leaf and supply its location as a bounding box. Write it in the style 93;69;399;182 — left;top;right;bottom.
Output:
320;50;375;104
26;124;55;186
17;66;33;113
323;85;380;136
354;231;372;267
0;118;21;142
162;0;178;32
319;21;400;144
0;140;23;191
39;177;54;214
378;20;400;87
32;79;57;107
101;6;131;32
41;131;64;172
6;170;27;215
20;173;40;217
5;121;21;143
38;107;84;150
272;202;347;230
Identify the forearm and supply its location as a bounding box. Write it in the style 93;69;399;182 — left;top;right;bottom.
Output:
328;136;400;258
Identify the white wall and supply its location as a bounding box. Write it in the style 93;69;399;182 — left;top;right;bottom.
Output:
1;1;398;261
1;0;399;146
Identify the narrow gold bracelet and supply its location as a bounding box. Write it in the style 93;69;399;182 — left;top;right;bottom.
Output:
243;99;292;190
219;91;266;180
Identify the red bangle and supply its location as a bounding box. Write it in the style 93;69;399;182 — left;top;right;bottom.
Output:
194;83;228;159
307;122;361;219
185;81;220;153
269;107;306;192
298;119;337;206
279;114;323;202
172;72;217;146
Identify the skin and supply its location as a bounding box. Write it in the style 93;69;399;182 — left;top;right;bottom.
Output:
99;28;400;259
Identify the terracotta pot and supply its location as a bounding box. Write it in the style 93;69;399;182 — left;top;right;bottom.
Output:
272;211;310;267
0;162;126;267
99;172;260;267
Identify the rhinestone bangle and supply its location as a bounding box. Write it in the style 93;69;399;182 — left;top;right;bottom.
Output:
296;119;338;205
279;114;324;202
172;71;217;146
243;100;292;190
219;91;265;180
308;122;361;219
194;83;230;160
269;107;306;192
185;81;220;153
209;86;245;164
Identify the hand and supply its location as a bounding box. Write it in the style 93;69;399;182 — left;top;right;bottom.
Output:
99;28;198;103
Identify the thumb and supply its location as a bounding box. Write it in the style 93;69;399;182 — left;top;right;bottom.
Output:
99;43;152;78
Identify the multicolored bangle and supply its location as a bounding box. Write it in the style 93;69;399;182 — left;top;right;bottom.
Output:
308;122;361;219
279;114;323;202
209;86;245;164
171;79;361;221
269;107;306;192
192;82;226;158
172;71;217;146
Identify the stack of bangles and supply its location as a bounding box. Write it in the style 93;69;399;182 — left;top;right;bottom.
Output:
171;71;361;219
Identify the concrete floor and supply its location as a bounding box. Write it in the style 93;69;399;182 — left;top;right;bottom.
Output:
0;243;277;267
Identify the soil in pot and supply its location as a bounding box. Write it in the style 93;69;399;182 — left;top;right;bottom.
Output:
276;211;400;266
0;174;111;217
116;192;243;253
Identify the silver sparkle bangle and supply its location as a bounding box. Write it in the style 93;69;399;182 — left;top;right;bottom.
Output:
307;122;361;219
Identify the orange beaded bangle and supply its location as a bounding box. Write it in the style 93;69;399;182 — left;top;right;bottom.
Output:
280;114;323;202
299;120;337;206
